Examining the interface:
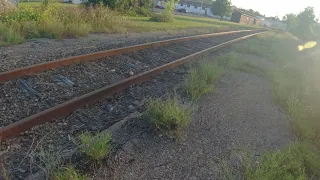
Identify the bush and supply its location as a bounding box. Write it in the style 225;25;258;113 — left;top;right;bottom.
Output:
83;6;129;33
79;132;112;161
0;22;24;46
64;23;91;38
146;96;191;137
246;143;320;180
150;12;174;22
38;20;64;39
53;166;87;180
21;21;40;38
186;62;224;101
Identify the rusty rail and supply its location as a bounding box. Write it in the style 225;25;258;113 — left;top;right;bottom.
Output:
0;30;254;82
0;31;265;141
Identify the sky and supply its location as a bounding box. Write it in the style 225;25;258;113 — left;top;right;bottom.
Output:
232;0;320;18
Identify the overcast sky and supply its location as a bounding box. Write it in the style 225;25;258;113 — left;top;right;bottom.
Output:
232;0;320;18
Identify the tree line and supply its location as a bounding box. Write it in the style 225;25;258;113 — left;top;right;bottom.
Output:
283;7;319;41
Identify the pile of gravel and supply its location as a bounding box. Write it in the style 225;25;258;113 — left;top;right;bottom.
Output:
0;0;15;12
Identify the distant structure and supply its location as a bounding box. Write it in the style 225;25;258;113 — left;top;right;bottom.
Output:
261;17;287;30
156;0;214;17
231;11;261;25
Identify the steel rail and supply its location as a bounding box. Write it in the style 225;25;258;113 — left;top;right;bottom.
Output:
0;30;255;82
0;31;265;141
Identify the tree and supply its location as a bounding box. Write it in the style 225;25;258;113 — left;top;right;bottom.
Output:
211;0;232;20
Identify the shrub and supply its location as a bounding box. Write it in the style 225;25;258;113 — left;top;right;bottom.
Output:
150;12;174;22
146;96;191;137
186;62;224;101
0;22;24;46
38;20;64;39
53;166;87;180
83;6;128;33
64;23;91;38
79;132;112;161
21;21;40;38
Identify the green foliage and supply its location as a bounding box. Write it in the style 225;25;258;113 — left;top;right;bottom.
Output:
211;0;232;19
146;96;191;137
21;21;40;38
64;23;91;38
53;166;87;180
150;0;175;22
38;20;64;39
80;132;112;161
150;12;173;22
0;21;24;46
186;62;224;101
285;7;317;41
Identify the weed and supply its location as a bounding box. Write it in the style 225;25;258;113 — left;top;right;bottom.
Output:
64;23;91;38
1;163;9;180
146;96;191;137
37;147;63;177
79;132;112;161
38;20;64;39
0;22;24;46
186;62;224;101
246;143;320;179
21;21;40;38
53;166;87;180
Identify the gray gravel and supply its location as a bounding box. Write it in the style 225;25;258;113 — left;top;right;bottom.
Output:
90;70;293;180
0;28;243;72
0;31;254;127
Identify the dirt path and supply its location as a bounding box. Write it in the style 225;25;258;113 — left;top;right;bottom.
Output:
90;60;294;179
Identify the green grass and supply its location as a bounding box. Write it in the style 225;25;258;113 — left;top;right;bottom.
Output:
186;60;225;101
79;132;112;161
127;15;259;32
19;2;79;7
146;96;191;138
53;166;87;180
245;143;320;180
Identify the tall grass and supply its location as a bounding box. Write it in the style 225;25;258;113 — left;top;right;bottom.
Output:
186;61;224;101
0;2;131;45
231;32;320;179
146;96;191;138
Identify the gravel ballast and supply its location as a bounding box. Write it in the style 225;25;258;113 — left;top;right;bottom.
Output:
0;31;254;127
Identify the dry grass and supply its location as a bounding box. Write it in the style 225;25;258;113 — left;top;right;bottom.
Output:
146;96;191;138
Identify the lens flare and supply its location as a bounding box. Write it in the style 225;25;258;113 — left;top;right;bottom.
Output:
298;41;317;51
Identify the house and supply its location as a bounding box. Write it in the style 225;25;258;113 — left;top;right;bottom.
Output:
231;11;261;25
157;0;214;17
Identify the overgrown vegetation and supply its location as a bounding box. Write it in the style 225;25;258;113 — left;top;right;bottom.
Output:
283;7;319;41
186;61;225;101
0;2;130;45
146;96;191;138
53;166;87;180
229;32;320;179
79;132;112;161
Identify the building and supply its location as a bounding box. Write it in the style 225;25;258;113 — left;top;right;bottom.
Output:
231;11;261;25
157;0;214;17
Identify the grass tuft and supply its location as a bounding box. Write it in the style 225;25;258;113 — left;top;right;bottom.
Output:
53;166;87;180
186;62;224;101
146;96;191;137
79;132;112;161
245;143;320;180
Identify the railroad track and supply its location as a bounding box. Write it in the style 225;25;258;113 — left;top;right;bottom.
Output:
0;30;264;141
